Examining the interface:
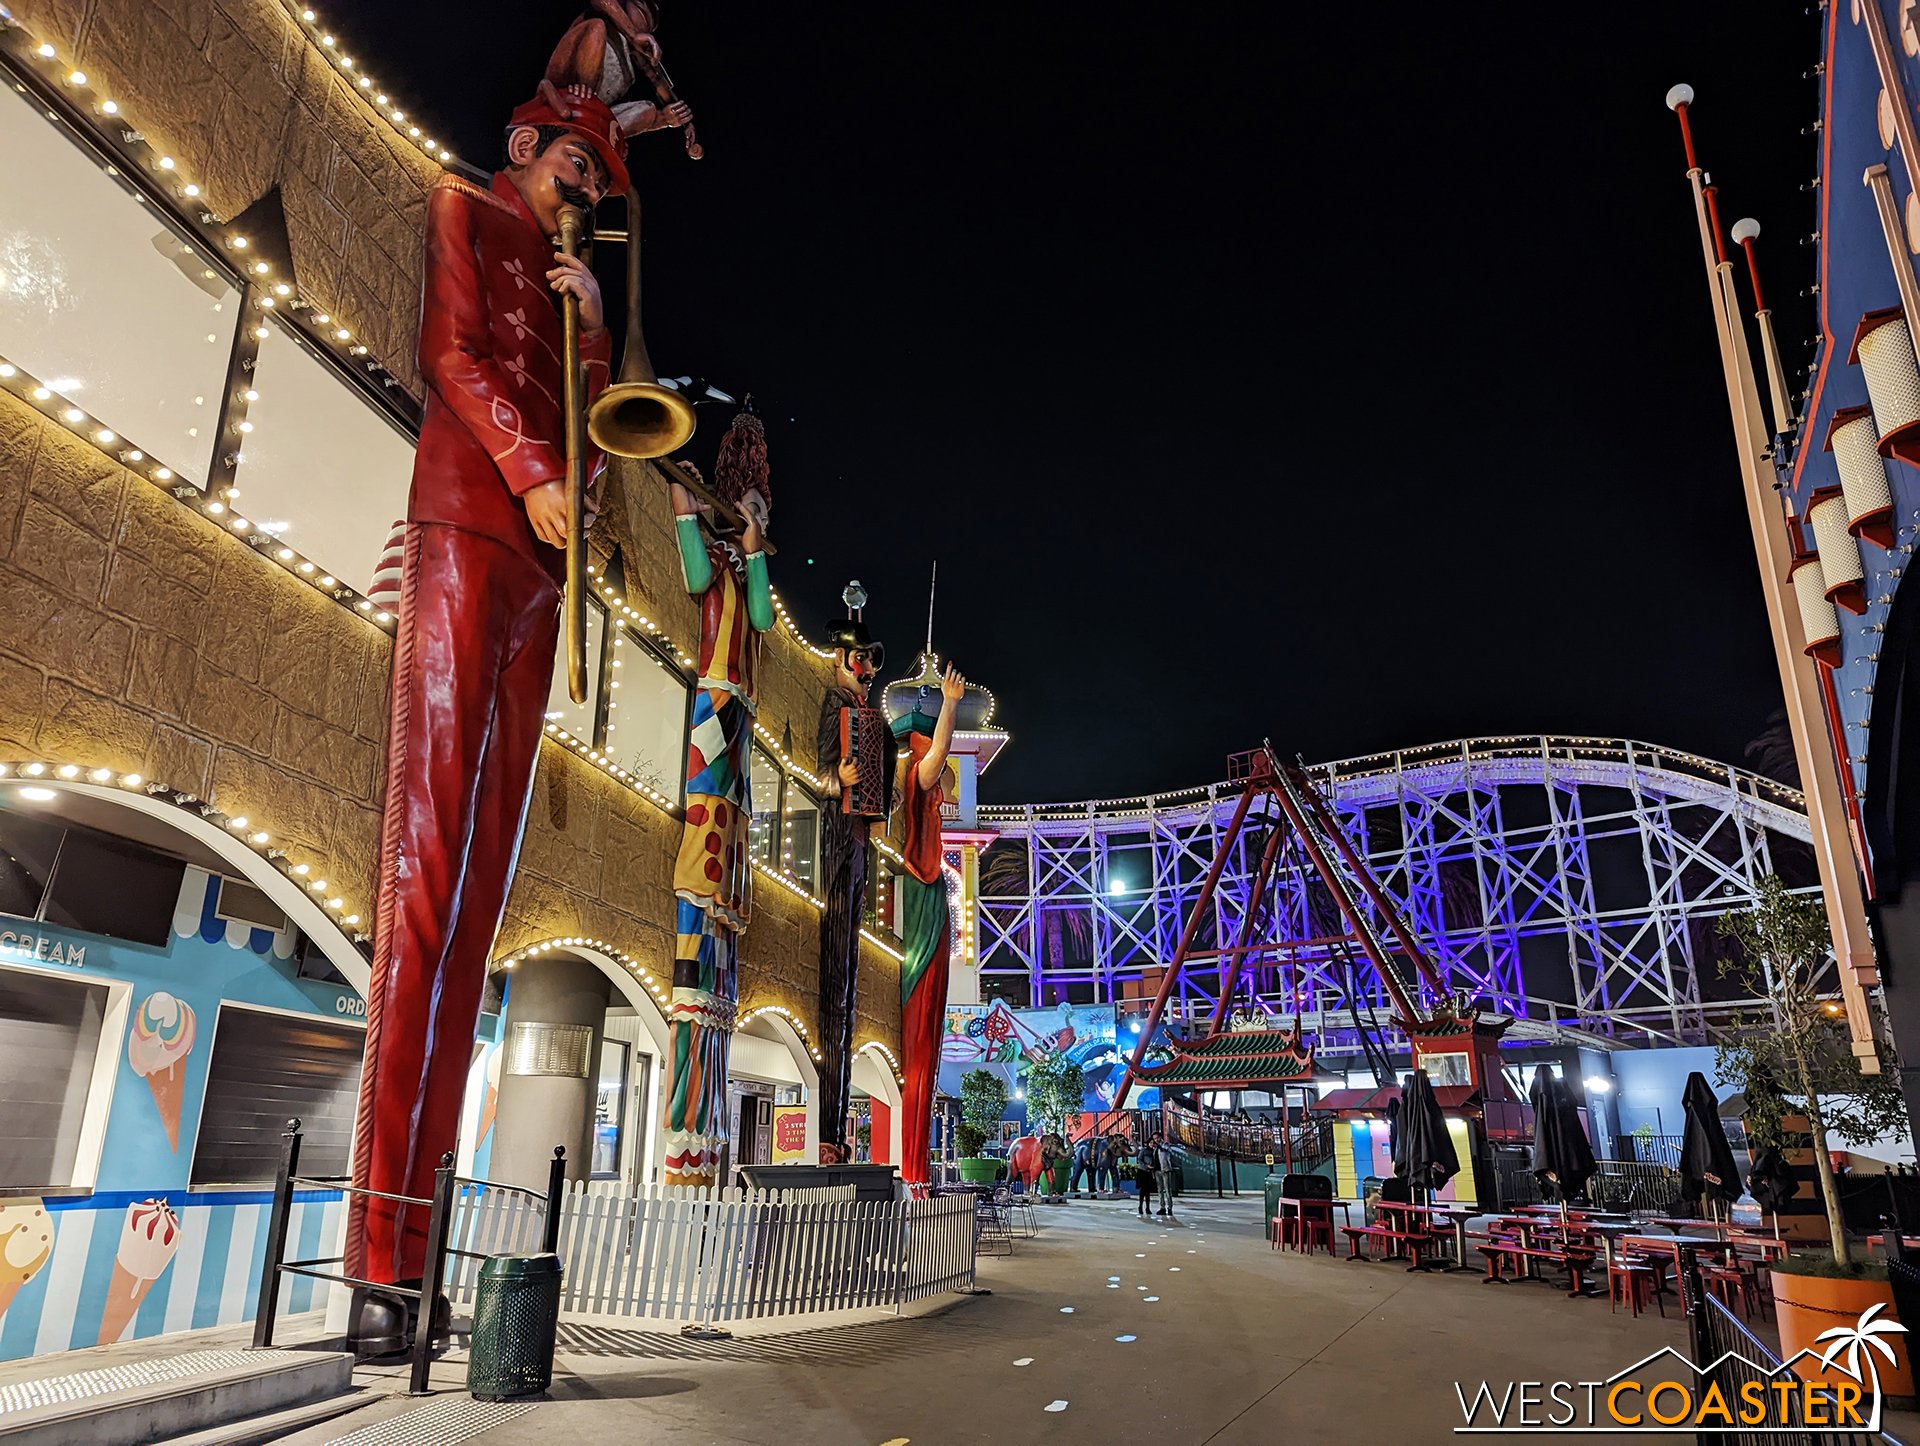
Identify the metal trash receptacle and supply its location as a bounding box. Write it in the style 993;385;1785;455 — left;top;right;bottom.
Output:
467;1252;563;1400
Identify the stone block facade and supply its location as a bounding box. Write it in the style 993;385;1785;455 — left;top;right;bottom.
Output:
0;0;903;1058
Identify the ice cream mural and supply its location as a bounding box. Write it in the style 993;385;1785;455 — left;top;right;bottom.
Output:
96;1199;181;1346
0;1200;53;1322
128;993;197;1151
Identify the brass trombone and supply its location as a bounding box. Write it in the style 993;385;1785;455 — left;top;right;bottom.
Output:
557;191;698;705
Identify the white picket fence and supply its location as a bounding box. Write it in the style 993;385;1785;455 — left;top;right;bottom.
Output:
443;1181;976;1324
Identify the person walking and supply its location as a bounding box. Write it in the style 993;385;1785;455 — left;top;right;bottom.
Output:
1133;1142;1157;1218
1155;1138;1177;1218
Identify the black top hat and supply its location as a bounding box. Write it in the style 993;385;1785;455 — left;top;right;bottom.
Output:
826;619;884;669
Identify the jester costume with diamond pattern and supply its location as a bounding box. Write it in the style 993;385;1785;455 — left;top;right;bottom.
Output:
665;516;772;1185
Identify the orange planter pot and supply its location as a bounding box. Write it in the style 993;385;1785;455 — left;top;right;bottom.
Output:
1771;1270;1914;1402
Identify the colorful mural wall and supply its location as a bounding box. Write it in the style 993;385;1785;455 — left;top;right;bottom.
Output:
0;867;363;1361
940;1002;1163;1114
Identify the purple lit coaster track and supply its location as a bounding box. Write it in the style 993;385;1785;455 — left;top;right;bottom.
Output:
977;736;1823;1070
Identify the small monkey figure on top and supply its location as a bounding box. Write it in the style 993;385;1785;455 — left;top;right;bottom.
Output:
545;2;696;142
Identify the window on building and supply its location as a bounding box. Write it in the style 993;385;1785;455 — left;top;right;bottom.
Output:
785;784;821;894
748;745;782;869
0;803;185;948
0;79;241;488
0;810;64;923
0;967;111;1191
604;630;689;801
190;1006;364;1187
866;848;899;934
233;315;418;595
543;596;607;746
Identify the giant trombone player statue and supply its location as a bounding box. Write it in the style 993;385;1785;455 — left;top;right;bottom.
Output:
344;73;689;1351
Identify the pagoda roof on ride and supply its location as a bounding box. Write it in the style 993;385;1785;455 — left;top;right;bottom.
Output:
1131;1028;1314;1088
1313;1084;1482;1117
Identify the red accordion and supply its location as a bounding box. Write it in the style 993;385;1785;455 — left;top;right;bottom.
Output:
838;705;888;818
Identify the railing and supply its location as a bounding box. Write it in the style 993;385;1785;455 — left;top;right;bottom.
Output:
1159;1102;1334;1170
252;1119;564;1393
450;1179;977;1327
1695;1288;1895;1444
975;735;1808;823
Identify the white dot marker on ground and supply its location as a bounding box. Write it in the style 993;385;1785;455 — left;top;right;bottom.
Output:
1135;1253;1145;1258
1169;1266;1181;1271
1136;1286;1147;1291
1116;1335;1136;1343
1144;1295;1160;1302
1045;1401;1070;1413
1060;1307;1075;1314
1014;1358;1034;1367
1108;1276;1120;1281
1188;1249;1197;1254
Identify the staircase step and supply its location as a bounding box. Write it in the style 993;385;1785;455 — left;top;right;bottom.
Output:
156;1387;379;1445
0;1347;352;1446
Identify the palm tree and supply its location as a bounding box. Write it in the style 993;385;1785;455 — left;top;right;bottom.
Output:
1814;1302;1908;1401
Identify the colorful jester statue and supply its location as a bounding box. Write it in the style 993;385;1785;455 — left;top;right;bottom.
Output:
815;586;889;1162
345;83;627;1356
886;657;966;1185
663;414;774;1186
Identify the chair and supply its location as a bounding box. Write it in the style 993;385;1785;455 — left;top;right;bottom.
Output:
1281;1173;1335;1256
1000;1182;1038;1239
1608;1260;1663;1318
1701;1264;1748;1318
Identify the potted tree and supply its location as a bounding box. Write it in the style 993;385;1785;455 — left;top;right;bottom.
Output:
1714;875;1912;1394
956;1068;1009;1185
1023;1053;1086;1200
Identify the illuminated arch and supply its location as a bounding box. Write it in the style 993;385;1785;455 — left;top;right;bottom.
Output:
0;761;370;988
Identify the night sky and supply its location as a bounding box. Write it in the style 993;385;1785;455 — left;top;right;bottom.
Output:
335;2;1819;803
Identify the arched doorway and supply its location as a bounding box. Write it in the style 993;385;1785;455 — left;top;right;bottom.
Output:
479;938;674;1190
732;1007;821;1175
851;1042;903;1167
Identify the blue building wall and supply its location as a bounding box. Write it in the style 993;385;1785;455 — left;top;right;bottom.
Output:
0;867;362;1361
1610;1046;1729;1137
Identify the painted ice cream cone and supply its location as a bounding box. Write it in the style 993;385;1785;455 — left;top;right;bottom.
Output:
0;1199;54;1322
128;993;196;1152
96;1199;180;1346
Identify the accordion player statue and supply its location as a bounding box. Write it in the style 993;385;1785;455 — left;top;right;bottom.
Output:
815;585;891;1162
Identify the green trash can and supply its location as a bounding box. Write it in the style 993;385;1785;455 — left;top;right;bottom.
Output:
467;1252;563;1401
1263;1175;1286;1240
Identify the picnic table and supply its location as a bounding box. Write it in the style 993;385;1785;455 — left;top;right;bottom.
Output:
1343;1200;1450;1270
1478;1215;1600;1296
1274;1196;1352;1253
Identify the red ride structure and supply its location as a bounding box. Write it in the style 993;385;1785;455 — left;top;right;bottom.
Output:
1114;745;1520;1121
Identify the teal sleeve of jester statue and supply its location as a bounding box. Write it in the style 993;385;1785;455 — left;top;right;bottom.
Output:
662;418;773;1187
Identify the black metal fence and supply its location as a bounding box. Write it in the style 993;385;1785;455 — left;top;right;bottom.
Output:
1693;1285;1893;1444
251;1118;565;1393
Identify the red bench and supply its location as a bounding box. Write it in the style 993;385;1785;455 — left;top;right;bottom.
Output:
1342;1224;1443;1270
1477;1240;1598;1297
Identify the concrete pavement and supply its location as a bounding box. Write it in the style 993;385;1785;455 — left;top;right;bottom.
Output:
279;1192;1712;1445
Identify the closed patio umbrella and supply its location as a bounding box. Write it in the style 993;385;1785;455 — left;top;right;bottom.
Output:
1394;1069;1460;1197
1530;1068;1597;1204
1678;1071;1742;1216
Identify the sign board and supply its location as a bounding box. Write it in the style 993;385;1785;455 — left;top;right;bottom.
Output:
772;1105;808;1162
1265;1153;1275;1167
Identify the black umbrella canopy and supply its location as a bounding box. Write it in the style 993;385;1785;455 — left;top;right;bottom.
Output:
1745;1145;1798;1215
1678;1071;1742;1208
1394;1069;1460;1195
1530;1068;1597;1202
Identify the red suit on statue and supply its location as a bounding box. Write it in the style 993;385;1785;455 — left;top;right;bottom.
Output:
345;85;628;1350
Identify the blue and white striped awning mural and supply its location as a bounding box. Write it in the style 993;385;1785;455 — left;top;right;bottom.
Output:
171;867;298;960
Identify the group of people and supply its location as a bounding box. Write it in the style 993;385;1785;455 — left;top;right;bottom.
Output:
1037;1133;1179;1219
1130;1137;1178;1219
